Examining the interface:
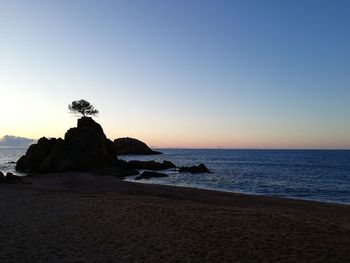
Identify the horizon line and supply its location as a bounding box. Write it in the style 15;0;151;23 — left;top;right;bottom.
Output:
1;145;350;151
153;147;350;151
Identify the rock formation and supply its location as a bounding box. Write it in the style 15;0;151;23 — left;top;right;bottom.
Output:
16;117;130;174
114;137;161;155
0;171;4;183
0;171;24;184
178;163;210;174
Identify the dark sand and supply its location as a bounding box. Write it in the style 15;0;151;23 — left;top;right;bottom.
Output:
0;172;349;262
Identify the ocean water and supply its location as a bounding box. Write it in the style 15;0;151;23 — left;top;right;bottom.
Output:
122;149;350;205
0;148;27;175
1;148;349;205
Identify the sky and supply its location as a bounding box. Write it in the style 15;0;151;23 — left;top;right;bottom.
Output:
0;0;349;149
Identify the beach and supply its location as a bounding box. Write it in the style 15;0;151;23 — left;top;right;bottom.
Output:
0;173;349;262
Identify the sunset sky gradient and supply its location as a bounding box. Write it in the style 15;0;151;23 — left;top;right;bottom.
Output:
1;0;349;149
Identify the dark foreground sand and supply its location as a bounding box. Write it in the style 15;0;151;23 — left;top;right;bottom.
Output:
0;173;349;262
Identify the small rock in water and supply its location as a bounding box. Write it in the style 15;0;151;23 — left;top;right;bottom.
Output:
0;171;5;183
7;161;16;164
178;163;210;174
135;171;168;180
4;172;23;184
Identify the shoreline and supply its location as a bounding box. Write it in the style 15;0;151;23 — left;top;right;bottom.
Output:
1;172;350;262
125;177;350;206
24;172;350;208
3;171;350;206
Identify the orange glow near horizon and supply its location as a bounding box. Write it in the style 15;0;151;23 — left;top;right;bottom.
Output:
1;116;350;150
1;131;349;150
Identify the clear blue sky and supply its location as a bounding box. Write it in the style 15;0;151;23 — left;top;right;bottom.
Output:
1;0;349;149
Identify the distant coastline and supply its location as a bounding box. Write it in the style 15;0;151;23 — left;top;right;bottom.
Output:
0;135;36;148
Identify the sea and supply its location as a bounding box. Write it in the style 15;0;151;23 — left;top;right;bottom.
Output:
0;148;27;175
1;148;349;205
121;149;350;205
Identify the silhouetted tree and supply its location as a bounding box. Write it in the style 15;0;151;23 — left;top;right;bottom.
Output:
68;99;99;117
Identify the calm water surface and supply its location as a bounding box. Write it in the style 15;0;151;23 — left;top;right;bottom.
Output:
0;148;26;175
1;148;349;204
122;149;350;205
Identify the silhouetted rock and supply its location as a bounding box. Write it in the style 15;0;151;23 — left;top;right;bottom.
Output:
114;137;161;155
16;137;58;172
127;160;176;171
4;172;23;184
77;116;104;134
16;117;124;173
0;171;4;183
7;161;16;164
135;171;168;180
0;171;23;184
179;163;210;173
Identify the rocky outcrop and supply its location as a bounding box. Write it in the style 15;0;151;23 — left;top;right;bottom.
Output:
127;160;175;171
16;117;126;173
178;163;210;174
0;171;4;183
0;172;23;184
135;171;168;180
16;137;59;172
114;137;161;155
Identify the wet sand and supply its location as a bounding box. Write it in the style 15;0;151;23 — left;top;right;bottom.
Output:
0;172;349;262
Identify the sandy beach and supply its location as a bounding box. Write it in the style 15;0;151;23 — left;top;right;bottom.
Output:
0;173;349;262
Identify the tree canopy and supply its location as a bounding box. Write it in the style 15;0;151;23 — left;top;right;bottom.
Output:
68;99;99;117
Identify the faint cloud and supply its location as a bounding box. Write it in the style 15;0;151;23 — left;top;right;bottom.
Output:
0;135;35;148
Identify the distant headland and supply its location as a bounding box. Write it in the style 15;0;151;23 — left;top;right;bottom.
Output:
0;135;35;148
